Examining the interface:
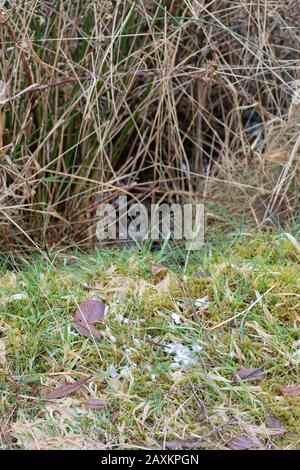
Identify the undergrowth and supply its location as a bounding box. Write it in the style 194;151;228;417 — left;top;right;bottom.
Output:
0;1;299;251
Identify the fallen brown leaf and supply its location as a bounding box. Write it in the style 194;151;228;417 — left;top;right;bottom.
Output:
267;414;285;431
192;271;211;278
151;263;168;276
74;299;105;340
160;439;194;450
233;367;263;382
227;435;261;450
86;398;108;410
46;376;89;399
279;385;300;396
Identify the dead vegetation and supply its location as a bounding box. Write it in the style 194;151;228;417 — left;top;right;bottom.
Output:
0;0;299;252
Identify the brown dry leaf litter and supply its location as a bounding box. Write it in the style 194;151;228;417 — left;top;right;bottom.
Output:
86;398;108;410
227;435;262;450
74;299;105;340
46;376;90;399
279;385;300;396
233;367;264;383
151;263;168;276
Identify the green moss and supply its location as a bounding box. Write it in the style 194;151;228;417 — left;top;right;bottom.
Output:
1;231;300;449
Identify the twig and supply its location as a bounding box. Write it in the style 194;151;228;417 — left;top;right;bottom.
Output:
190;417;234;449
209;286;275;331
0;16;38;126
1;68;217;104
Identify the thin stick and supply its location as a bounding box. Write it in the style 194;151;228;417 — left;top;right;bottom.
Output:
209;286;275;331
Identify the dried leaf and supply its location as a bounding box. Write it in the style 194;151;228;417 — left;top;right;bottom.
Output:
279;385;300;396
46;377;89;399
227;435;260;450
267;414;284;431
151;263;168;275
75;322;102;340
74;299;105;340
160;439;194;450
86;398;108;410
156;273;171;292
233;367;263;382
192;271;211;278
75;299;105;323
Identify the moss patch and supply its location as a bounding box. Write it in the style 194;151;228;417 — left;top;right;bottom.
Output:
0;233;299;449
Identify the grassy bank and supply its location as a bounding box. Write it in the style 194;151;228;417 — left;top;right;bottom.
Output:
1;231;299;449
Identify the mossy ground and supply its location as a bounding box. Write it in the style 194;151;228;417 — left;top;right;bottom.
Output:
0;232;299;449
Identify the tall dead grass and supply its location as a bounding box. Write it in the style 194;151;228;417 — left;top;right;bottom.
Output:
0;0;299;252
